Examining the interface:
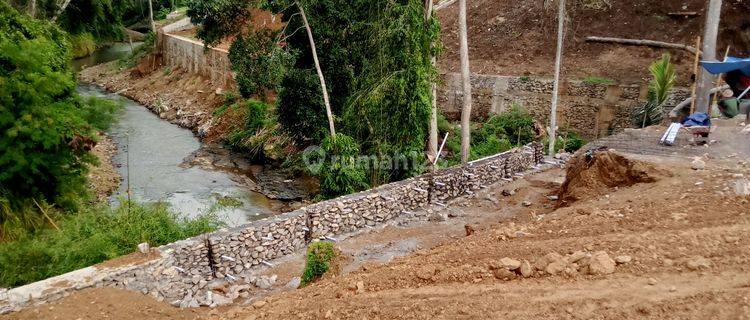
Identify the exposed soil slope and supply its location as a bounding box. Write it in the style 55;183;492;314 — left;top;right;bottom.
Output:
437;0;750;84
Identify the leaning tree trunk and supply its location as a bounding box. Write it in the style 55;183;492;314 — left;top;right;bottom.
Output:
28;0;36;17
425;0;438;166
549;0;566;156
458;0;472;165
297;1;336;137
51;0;72;22
695;0;723;114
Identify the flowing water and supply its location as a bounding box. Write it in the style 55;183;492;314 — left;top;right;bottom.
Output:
72;42;143;72
75;45;278;227
78;85;278;226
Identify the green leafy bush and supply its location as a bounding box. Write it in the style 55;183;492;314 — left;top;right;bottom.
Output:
483;104;537;146
301;241;337;286
70;32;96;58
229;28;292;101
277;68;331;144
305;134;369;199
0;200;222;287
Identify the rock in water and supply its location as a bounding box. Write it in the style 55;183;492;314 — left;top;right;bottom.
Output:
587;251;616;275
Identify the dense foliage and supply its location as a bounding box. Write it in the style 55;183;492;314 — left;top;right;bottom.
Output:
300;240;336;286
0;200;221;287
0;3;121;238
187;0;440;197
305;134;368;199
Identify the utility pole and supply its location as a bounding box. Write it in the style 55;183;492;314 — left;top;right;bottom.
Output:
549;0;566;156
458;0;473;165
694;0;723;114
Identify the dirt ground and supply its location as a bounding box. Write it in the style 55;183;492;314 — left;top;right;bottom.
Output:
86;133;121;202
436;0;750;85
7;136;750;319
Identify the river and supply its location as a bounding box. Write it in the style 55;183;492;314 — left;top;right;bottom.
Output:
75;45;279;227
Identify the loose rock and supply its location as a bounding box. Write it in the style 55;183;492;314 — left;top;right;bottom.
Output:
685;256;712;270
587;251;616;275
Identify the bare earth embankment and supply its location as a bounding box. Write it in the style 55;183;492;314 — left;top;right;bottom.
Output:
6;123;750;319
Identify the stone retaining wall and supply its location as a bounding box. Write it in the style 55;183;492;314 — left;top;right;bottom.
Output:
438;73;691;140
1;144;543;313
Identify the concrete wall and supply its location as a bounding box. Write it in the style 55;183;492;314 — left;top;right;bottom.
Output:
438;73;691;140
159;19;233;89
1;143;543;313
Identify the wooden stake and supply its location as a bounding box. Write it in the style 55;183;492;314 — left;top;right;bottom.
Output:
689;36;701;115
33;199;60;231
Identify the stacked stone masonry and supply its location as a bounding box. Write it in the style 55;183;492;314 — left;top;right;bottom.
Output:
438;73;691;140
1;144;543;313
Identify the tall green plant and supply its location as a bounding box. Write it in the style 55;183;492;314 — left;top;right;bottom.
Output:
634;54;676;128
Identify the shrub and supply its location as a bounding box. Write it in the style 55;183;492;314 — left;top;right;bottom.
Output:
70;32;96;58
0;200;222;287
305;134;369;199
483;104;537;146
277;68;331;144
301;241;337;286
229;28;292;101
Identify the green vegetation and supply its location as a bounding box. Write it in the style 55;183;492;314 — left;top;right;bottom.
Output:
187;0;440;197
120;31;155;68
0;200;221;287
633;54;676;128
0;3;121;224
301;241;337;286
542;126;587;154
306;134;369;199
583;76;615;86
443;105;539;165
70;32;96;58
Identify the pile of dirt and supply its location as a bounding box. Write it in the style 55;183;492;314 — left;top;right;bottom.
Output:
556;150;661;206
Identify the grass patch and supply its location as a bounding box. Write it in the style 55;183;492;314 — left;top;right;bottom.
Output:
301;241;337;286
582;76;615;85
0;200;222;287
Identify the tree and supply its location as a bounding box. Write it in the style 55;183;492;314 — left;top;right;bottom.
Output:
296;1;335;137
549;0;566;156
458;0;472;165
426;0;438;167
694;0;723;113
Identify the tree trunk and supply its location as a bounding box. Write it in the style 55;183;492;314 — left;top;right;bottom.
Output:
549;0;566;156
458;0;472;165
695;0;723;114
148;0;156;33
28;0;36;17
425;0;438;166
584;36;699;55
51;0;72;22
297;1;336;137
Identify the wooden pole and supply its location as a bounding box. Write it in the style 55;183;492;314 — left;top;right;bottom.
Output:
689;36;702;115
549;0;566;156
695;0;723;113
148;0;156;33
584;36;699;55
458;0;473;165
297;1;336;137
